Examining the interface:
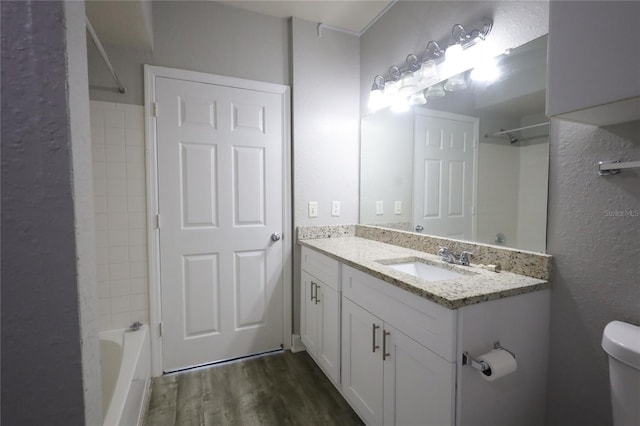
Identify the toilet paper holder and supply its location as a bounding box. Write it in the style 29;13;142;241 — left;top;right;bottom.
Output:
462;341;515;372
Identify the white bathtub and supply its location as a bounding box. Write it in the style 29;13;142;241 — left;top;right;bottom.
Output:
100;325;151;426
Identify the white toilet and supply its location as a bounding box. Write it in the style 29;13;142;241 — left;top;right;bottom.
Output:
602;320;640;426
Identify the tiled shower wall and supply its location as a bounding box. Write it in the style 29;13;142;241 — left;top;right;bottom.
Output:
90;101;149;331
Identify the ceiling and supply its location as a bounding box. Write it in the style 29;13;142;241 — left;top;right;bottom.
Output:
86;0;395;50
219;0;394;34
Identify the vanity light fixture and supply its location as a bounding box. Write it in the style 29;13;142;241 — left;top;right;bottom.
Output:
367;17;493;110
367;75;386;111
399;55;420;95
444;72;468;92
470;57;500;82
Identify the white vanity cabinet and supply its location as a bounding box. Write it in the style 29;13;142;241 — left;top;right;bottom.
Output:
341;265;456;426
300;247;341;384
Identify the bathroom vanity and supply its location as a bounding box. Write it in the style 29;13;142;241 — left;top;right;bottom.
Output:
299;229;550;426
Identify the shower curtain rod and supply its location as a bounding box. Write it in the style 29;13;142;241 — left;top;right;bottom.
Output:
485;121;549;138
85;16;126;94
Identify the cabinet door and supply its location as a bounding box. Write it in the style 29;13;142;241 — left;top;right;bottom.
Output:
382;323;455;426
300;271;318;355
317;283;340;384
342;297;384;425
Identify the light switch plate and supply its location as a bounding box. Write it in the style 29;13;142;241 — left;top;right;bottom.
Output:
376;200;384;215
308;201;318;218
331;201;340;216
394;201;402;215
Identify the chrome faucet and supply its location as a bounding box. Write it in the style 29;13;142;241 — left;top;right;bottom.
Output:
438;247;473;266
127;321;143;332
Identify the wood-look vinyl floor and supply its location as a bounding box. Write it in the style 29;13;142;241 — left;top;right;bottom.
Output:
144;351;364;426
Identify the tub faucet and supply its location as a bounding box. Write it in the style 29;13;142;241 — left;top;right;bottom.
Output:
127;321;143;332
438;247;473;266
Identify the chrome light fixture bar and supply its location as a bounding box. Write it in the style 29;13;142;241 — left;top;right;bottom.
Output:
368;17;493;111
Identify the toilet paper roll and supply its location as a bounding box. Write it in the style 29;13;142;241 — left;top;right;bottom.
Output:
478;349;517;381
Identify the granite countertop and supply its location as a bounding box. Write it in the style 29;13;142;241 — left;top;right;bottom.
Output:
299;237;549;309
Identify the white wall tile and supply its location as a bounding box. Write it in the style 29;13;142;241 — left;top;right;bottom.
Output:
105;125;125;146
128;229;146;246
109;245;129;264
110;280;131;297
108;229;129;247
104;109;125;128
107;196;128;213
95;213;107;231
107;212;128;230
93;162;106;181
109;263;130;281
130;262;147;279
91;101;150;332
106;163;127;180
105;145;126;163
125;127;144;145
98;281;111;299
128;214;146;230
111;295;131;314
111;312;132;329
130;278;147;294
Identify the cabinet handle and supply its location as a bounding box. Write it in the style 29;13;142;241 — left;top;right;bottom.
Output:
382;330;391;360
314;284;320;304
372;324;380;352
310;281;316;301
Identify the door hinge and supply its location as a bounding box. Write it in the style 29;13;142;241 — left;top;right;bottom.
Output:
155;214;161;229
159;322;163;337
153;102;158;118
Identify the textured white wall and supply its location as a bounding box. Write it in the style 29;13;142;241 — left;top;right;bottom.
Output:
291;17;360;333
546;120;640;425
88;1;289;105
65;1;102;424
1;1;87;423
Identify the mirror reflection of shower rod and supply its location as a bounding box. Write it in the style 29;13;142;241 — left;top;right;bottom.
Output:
484;121;550;139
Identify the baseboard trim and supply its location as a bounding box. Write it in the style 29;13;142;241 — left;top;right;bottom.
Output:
290;334;306;353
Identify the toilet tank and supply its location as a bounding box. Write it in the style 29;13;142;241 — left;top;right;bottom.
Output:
602;321;640;426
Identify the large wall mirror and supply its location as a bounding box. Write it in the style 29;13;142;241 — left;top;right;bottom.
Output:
360;35;549;253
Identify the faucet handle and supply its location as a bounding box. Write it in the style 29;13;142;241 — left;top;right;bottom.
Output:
459;251;474;265
438;246;449;255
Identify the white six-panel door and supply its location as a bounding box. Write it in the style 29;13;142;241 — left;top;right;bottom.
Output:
155;76;285;372
413;110;478;240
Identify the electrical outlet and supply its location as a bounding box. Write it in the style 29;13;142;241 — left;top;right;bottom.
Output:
331;201;341;216
394;201;402;215
308;201;318;218
376;200;384;215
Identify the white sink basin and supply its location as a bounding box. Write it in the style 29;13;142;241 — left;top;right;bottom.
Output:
387;261;464;282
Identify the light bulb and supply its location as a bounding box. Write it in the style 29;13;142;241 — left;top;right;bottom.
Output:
470;58;499;82
384;80;399;96
419;59;439;85
445;44;463;62
409;91;427;105
425;83;446;99
368;88;384;111
444;73;467;91
391;96;410;113
399;72;417;96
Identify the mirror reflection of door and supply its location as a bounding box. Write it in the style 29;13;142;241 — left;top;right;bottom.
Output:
412;110;478;240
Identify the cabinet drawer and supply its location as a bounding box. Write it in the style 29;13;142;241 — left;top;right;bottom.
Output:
301;246;340;291
342;265;457;362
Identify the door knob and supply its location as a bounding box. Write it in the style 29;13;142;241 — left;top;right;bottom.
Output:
415;225;424;232
271;233;282;242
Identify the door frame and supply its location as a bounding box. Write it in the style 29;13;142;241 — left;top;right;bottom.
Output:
144;65;292;376
412;108;479;241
